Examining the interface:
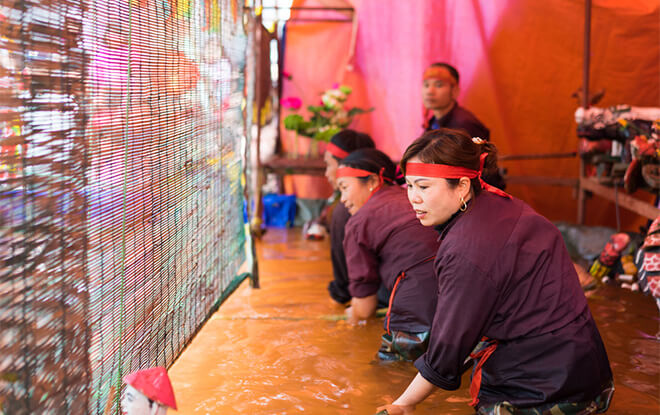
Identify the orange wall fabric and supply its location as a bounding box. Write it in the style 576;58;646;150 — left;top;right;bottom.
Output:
282;0;659;229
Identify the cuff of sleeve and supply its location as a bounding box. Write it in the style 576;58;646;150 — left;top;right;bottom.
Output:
414;355;461;391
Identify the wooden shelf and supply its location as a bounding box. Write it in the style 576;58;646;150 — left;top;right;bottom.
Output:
504;175;578;187
578;176;659;220
261;155;326;176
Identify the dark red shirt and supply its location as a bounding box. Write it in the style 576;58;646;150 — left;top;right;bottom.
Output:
344;185;440;332
426;104;490;141
415;192;612;407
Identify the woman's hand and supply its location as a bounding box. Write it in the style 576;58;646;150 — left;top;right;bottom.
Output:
386;373;436;412
375;403;415;414
344;306;365;325
349;295;378;323
345;306;357;325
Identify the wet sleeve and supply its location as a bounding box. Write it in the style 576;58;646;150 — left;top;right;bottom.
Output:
414;253;499;390
343;221;381;298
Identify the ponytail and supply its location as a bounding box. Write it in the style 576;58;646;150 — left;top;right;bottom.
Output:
475;141;499;181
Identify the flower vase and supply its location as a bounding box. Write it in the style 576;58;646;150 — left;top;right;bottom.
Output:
289;131;299;159
308;139;319;159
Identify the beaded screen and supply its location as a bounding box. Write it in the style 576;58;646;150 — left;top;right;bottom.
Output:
0;0;252;413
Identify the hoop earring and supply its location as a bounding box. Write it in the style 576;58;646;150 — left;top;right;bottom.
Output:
459;196;467;212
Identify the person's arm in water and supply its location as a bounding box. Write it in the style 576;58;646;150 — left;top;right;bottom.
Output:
375;373;435;414
378;256;498;413
396;373;436;405
346;294;378;324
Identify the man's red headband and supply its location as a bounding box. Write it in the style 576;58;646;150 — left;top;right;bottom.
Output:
327;142;349;159
405;153;510;199
423;66;457;85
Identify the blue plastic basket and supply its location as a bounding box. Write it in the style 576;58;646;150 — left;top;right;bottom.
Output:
262;194;297;228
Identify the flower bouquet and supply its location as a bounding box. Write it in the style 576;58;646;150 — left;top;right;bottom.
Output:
282;85;372;157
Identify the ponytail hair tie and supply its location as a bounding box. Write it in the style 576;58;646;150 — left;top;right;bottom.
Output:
378;166;393;185
394;165;404;181
472;137;484;144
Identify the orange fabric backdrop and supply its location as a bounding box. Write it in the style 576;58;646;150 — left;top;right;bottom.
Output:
281;0;659;230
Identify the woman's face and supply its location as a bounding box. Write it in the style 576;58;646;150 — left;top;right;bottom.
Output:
337;175;376;215
324;151;339;188
405;156;470;227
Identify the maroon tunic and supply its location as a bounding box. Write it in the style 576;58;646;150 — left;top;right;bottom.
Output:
415;192;612;408
344;185;440;333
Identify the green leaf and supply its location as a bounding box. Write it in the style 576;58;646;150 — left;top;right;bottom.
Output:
299;127;315;138
283;114;304;130
314;127;341;142
339;85;352;95
347;107;374;117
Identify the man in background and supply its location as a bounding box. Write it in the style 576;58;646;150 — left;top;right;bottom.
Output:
423;62;505;189
423;62;490;140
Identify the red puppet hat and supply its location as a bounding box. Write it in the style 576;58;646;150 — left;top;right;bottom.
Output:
123;367;178;410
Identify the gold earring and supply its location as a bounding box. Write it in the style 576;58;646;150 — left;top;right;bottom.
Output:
459;196;467;211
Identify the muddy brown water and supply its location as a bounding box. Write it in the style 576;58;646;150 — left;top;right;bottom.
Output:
169;229;659;414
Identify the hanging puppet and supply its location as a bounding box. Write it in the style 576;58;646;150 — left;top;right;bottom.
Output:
574;104;660;192
636;216;660;336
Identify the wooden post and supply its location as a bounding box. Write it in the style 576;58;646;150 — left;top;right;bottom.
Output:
582;0;591;111
577;158;586;224
577;0;592;224
253;7;264;234
250;3;263;288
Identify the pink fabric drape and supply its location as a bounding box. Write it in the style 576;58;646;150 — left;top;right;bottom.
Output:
282;0;659;228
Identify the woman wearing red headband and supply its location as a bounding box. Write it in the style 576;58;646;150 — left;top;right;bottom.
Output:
322;129;380;305
336;148;440;361
377;129;613;414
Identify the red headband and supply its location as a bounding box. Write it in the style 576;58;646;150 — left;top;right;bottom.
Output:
327;142;349;159
423;66;457;85
336;166;393;184
405;163;478;178
336;166;372;178
406;153;511;199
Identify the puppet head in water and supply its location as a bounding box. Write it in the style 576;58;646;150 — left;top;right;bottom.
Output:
121;367;177;415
